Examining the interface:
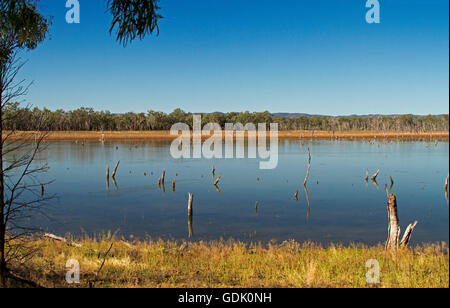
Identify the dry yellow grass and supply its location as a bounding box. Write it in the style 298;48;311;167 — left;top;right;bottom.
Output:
6;237;449;288
3;130;449;142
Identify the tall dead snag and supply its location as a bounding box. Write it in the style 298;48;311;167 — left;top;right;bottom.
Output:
389;176;394;191
161;170;166;185
214;174;222;186
445;174;449;192
111;161;120;179
400;221;418;247
445;174;449;203
385;194;418;250
187;193;194;237
371;170;380;181
303;148;311;187
187;193;193;217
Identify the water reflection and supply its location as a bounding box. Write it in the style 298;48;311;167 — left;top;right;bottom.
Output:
188;215;194;238
372;178;379;189
303;185;311;222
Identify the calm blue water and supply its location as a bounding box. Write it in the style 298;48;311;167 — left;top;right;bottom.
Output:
28;139;449;245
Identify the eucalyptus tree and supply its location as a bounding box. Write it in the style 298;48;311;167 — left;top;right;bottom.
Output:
0;0;51;287
107;0;163;46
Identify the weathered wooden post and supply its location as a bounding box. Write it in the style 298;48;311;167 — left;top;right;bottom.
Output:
385;194;418;250
172;179;176;192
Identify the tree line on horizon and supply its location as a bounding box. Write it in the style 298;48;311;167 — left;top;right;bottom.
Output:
3;104;448;132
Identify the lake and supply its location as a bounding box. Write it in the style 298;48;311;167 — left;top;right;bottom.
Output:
23;139;449;245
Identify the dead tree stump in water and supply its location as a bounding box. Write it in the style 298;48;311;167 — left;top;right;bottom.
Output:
386;194;418;250
445;174;449;202
187;193;194;237
389;176;394;190
303;148;311;187
161;170;166;185
112;161;120;179
188;193;194;217
214;174;223;186
445;174;449;192
371;170;380;181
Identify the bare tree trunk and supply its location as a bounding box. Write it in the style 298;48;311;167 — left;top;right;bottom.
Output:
386;194;418;250
303;148;311;187
188;193;193;217
0;81;7;287
386;194;400;250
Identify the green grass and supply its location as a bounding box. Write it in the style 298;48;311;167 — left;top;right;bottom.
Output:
6;237;449;288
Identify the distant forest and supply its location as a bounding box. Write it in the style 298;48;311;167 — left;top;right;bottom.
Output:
3;104;449;132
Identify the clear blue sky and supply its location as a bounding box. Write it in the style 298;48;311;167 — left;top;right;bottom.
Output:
18;0;449;115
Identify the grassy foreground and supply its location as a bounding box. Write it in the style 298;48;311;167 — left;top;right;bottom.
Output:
7;238;449;288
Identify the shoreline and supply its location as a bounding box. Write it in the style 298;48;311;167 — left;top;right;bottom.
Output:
4;130;449;142
7;237;449;288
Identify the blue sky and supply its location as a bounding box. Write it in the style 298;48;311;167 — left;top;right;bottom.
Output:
17;0;449;115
